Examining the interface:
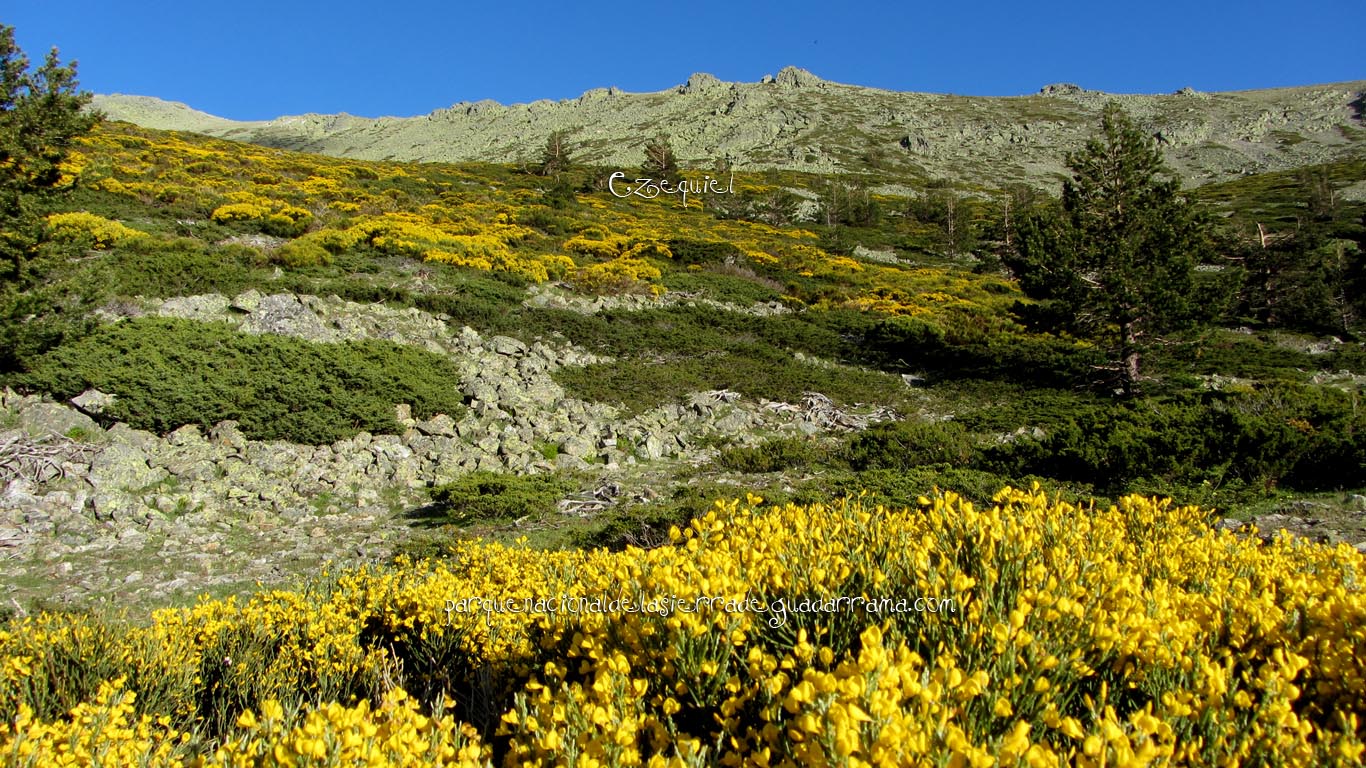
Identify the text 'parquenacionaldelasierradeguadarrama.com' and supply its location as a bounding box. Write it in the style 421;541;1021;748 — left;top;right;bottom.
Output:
445;593;957;629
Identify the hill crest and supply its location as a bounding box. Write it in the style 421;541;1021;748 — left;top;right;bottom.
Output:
91;70;1366;190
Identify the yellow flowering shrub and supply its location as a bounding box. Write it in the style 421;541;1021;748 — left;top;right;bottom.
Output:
0;678;193;767
57;122;1035;321
209;202;272;224
621;239;672;260
568;256;665;296
563;233;628;259
211;199;313;236
44;212;147;249
211;689;491;767
2;487;1363;766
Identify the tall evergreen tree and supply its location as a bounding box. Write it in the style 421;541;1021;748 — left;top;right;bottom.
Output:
536;130;573;177
2;25;97;273
641;134;680;183
0;25;100;370
1004;102;1205;395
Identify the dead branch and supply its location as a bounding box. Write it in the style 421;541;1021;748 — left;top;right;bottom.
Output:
0;431;97;485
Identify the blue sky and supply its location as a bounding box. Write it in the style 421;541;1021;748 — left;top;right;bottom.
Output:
7;1;1364;121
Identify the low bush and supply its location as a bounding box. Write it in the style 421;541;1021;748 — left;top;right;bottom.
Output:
659;269;784;305
842;418;977;471
272;238;332;268
44;212;147;250
714;436;823;473
664;238;743;266
974;384;1366;494
576;480;798;551
17;318;467;444
555;349;904;415
84;238;258;298
818;466;1076;510
5;489;1364;765
865;314;1103;386
430;471;575;524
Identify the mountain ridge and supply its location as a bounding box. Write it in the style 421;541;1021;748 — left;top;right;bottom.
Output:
91;66;1366;190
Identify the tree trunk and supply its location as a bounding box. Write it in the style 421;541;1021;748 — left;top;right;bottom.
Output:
1119;320;1140;396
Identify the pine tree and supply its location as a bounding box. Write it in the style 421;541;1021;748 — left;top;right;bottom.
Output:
1005;102;1205;395
536;130;573;177
1;25;98;280
0;25;100;370
641;135;679;183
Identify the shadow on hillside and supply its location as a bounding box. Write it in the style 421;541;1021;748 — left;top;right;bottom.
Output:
400;502;452;529
1351;93;1365;122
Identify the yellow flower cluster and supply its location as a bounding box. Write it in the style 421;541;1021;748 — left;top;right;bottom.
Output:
1;678;191;766
2;487;1363;766
210;689;491;767
568;257;665;296
60;121;1030;313
44;211;148;250
564;233;629;260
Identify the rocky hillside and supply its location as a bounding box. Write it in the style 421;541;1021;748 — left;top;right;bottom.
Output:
92;67;1366;189
3;115;1362;615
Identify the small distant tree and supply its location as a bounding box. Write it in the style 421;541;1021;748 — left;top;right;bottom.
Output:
642;134;680;183
536;129;574;177
1234;222;1361;334
1221;171;1362;335
907;181;981;256
754;187;802;226
815;178;879;254
1004;102;1206;395
817;179;879;228
993;183;1044;252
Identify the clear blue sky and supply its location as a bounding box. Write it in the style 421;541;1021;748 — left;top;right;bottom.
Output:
7;1;1364;121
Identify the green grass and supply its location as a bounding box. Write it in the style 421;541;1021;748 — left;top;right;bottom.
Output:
555;349;905;415
1193;158;1366;226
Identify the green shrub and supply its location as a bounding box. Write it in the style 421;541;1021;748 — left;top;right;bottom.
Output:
44;212;147;250
819;467;1079;511
974;384;1365;494
575;480;797;551
430;471;575;524
660;270;783;305
555;349;903;415
89;237;257;297
17;318;467;444
842;418;977;471
273;238;332;268
665;239;743;266
715;436;823;473
864;314;1102;386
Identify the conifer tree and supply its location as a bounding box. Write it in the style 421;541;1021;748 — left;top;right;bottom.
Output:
0;25;100;370
1;25;97;275
641;134;680;183
1005;102;1205;395
536;130;573;177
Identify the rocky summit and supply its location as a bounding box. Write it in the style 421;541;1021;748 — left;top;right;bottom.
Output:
92;67;1366;190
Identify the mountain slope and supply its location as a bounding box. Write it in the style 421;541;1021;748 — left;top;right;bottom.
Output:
92;67;1366;189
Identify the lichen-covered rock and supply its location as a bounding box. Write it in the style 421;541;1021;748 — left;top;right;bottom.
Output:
70;388;117;416
17;403;99;438
89;444;167;493
159;294;231;320
241;293;333;340
489;335;528;356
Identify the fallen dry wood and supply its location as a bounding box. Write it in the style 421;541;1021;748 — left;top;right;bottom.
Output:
0;431;97;484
